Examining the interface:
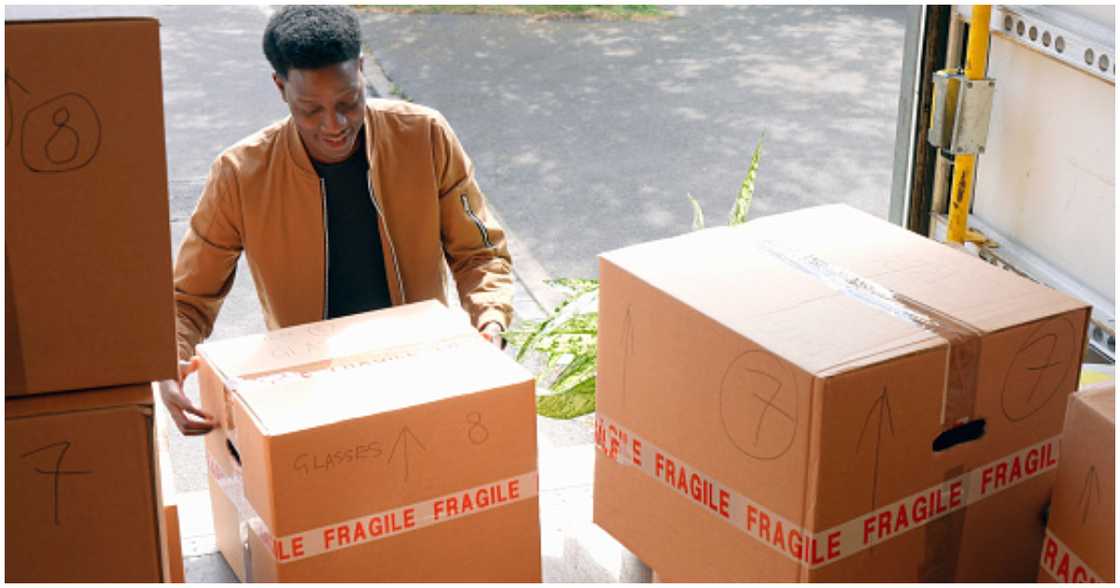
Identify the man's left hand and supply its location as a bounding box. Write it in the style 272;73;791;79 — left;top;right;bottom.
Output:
480;322;505;350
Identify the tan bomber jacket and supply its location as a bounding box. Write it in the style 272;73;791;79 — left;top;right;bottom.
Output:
173;99;513;361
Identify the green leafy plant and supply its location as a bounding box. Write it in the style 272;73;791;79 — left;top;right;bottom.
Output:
503;278;600;419
507;134;765;419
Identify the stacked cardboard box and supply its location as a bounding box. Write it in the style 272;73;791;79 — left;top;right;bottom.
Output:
5;17;179;582
593;204;1090;581
197;300;542;581
1038;383;1114;582
6;386;166;581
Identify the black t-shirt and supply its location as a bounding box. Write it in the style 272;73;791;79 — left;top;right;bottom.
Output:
310;128;393;319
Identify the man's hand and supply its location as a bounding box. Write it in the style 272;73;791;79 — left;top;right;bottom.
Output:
158;356;217;436
480;321;505;350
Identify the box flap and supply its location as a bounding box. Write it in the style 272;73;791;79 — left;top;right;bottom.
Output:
232;336;533;436
1073;382;1115;424
5;383;153;419
198;300;475;381
600;204;1088;376
757;206;1087;332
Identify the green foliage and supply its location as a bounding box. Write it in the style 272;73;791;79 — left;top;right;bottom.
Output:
686;193;705;231
508;135;764;419
535;378;597;419
503;279;599;419
729;133;764;227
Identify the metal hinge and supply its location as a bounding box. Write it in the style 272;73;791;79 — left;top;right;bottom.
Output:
928;70;996;155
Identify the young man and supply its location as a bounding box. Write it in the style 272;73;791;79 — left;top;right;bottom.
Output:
159;6;513;435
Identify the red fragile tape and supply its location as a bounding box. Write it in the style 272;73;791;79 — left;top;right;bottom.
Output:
208;452;537;565
1039;529;1104;583
596;414;1059;570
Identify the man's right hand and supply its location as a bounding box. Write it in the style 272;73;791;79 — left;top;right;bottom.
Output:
158;356;217;436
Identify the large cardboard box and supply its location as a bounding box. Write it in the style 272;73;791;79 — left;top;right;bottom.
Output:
5;17;177;396
1038;383;1114;582
197;301;542;581
5;384;164;581
594;204;1090;581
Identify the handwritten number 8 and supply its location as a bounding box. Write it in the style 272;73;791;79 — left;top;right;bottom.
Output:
467;412;489;445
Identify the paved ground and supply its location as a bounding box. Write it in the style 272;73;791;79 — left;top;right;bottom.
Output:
8;4;909;582
360;5;908;279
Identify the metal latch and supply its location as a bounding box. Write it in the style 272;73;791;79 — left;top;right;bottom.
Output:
927;69;996;155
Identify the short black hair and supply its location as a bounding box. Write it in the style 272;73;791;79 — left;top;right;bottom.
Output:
263;5;362;79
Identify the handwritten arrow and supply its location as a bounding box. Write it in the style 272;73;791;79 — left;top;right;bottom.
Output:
388;427;426;482
1078;465;1101;525
857;388;896;510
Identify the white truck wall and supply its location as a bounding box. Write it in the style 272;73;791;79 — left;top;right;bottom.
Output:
972;6;1115;307
975;34;1115;303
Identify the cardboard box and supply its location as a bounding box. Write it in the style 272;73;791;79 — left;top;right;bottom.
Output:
593;204;1089;581
154;393;186;583
1038;383;1114;582
5;384;164;582
5;17;177;396
197;301;542;581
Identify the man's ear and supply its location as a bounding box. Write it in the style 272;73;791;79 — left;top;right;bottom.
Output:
358;55;365;73
272;72;288;103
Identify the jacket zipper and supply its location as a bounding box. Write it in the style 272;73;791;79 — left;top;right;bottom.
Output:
367;176;407;303
461;193;494;249
319;178;330;319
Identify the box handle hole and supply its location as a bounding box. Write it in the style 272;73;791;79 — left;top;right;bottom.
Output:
932;419;986;452
226;438;242;466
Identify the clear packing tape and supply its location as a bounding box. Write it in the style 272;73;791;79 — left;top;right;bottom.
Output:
757;239;983;425
230;332;484;389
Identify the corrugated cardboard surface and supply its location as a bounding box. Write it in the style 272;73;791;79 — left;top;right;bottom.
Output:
5;383;163;582
197;300;486;457
5;17;177;396
198;299;478;382
1039;384;1114;582
200;301;542;581
594;204;1089;581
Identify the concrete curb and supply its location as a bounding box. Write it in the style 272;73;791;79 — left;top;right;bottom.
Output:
362;51;396;100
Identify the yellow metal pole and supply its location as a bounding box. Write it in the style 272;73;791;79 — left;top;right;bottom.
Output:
946;5;991;244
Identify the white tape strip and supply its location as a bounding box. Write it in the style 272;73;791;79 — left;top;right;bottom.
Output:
208;451;537;565
1039;529;1104;583
206;452;271;547
596;414;1059;570
273;471;538;563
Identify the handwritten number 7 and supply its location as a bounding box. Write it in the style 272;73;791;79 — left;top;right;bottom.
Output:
21;441;93;526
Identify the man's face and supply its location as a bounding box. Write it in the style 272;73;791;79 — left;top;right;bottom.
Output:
274;58;366;164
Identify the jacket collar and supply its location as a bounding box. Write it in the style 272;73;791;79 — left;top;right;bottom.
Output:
283;101;380;177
